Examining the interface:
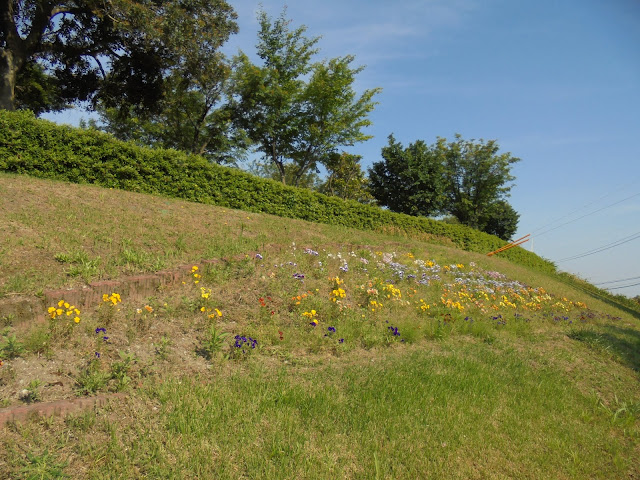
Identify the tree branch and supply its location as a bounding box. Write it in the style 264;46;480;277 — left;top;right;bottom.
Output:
1;0;21;50
24;1;58;53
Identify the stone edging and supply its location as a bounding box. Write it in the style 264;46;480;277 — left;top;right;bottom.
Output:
0;393;126;426
0;259;226;329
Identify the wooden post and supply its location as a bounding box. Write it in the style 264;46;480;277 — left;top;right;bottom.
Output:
487;234;530;256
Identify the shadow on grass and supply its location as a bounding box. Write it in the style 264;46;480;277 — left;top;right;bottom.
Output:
568;325;640;374
558;276;640;321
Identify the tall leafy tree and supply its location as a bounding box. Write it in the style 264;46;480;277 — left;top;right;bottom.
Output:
437;134;520;230
319;152;374;203
97;0;241;163
368;135;446;216
478;200;519;240
369;134;521;238
231;8;380;185
0;0;237;116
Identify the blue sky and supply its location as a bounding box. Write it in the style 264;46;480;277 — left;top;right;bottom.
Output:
44;0;640;297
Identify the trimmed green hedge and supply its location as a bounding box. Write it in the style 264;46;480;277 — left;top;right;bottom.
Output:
0;110;556;273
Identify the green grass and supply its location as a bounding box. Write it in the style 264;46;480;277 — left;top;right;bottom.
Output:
0;174;638;479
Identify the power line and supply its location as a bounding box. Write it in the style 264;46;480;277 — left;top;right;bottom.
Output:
534;191;640;238
529;176;640;236
606;281;640;291
556;230;640;262
593;275;640;286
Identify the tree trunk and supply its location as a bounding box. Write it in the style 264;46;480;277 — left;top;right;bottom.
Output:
0;50;18;111
270;141;286;184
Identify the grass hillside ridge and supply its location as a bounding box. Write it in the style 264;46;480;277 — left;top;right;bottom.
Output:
0;109;554;273
0;175;638;478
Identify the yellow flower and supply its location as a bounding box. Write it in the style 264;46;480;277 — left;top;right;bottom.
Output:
200;307;206;312
48;307;56;314
144;305;153;313
58;300;65;307
56;308;63;316
215;308;222;317
74;317;80;323
102;294;109;302
64;302;70;309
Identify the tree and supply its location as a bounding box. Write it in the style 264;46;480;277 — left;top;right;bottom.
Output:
319;152;374;203
14;61;67;114
368;135;446;216
230;8;380;186
438;134;520;230
1;0;237;115
368;134;521;237
478;200;519;241
247;159;322;189
96;1;242;163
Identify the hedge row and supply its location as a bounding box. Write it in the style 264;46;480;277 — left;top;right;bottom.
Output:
0;110;556;273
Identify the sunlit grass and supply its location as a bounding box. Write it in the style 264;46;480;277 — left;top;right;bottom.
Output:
0;173;639;479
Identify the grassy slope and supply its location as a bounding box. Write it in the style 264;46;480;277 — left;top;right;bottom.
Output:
0;174;639;479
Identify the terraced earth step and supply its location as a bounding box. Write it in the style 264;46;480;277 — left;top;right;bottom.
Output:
0;393;126;426
0;257;234;328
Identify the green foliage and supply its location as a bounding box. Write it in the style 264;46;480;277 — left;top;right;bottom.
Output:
230;8;380;186
479;200;520;241
369;134;446;216
155;335;172;360
247;158;322;189
0;110;555;273
1;0;238;115
0;330;25;359
97;1;243;164
75;358;111;396
111;350;137;391
198;325;230;360
369;133;521;238
14;63;68;115
319;152;374;203
19;450;68;480
21;379;43;403
439;134;520;229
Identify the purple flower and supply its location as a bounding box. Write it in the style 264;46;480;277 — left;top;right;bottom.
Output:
338;338;344;343
388;326;400;336
95;327;106;334
255;253;263;260
95;352;101;358
328;326;336;333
